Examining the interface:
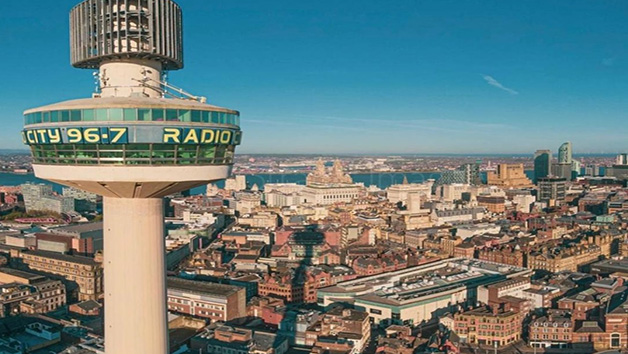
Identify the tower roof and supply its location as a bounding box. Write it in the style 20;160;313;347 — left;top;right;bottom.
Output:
70;0;184;70
25;97;239;115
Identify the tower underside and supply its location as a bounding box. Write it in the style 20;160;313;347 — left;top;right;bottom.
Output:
34;164;231;198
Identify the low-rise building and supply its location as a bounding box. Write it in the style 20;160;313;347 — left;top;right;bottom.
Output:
191;325;289;354
477;277;531;305
12;249;102;301
454;306;522;347
529;312;573;349
306;307;371;353
167;277;247;322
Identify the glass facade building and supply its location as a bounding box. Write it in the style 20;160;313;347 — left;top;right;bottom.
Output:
534;150;552;184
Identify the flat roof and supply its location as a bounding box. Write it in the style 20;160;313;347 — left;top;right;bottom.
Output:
21;250;98;266
318;258;532;305
0;268;45;282
51;222;103;235
167;277;242;298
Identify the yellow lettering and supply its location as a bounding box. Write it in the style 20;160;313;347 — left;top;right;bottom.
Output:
163;128;181;143
183;129;199;144
200;129;215;144
26;130;37;144
48;129;61;144
219;130;232;144
67;128;82;143
36;130;47;143
83;128;100;143
109;128;127;143
21;132;27;144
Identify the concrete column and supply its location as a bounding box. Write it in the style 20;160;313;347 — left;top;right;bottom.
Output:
103;197;168;354
99;59;163;98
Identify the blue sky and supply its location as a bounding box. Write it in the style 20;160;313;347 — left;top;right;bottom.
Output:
1;0;628;154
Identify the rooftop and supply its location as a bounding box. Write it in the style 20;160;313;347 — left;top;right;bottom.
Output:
0;268;45;283
21;250;98;266
51;222;103;235
167;277;242;298
319;258;531;305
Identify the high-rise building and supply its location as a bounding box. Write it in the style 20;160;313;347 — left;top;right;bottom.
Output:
436;161;481;186
460;161;482;185
584;164;600;177
552;163;573;180
537;177;567;205
20;1;242;352
21;183;75;214
605;153;628;179
533;150;552;183
552;142;574;180
571;159;581;179
63;187;99;212
558;141;572;164
607;154;628;180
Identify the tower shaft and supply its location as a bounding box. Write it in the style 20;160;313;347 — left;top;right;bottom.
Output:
103;197;168;353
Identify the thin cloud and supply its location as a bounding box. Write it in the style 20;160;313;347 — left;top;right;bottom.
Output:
482;75;519;95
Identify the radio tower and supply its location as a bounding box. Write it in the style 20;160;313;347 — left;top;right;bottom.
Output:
21;1;242;352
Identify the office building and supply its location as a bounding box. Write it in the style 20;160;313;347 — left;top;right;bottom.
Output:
20;0;242;352
13;250;103;301
552;142;574;180
62;187;99;212
166;277;246;322
552;163;573;180
533;150;552;183
537;177;566;204
558;142;572;164
437;162;481;186
21;183;75;214
36;222;103;255
606;153;628;180
460;161;482;185
486;164;533;188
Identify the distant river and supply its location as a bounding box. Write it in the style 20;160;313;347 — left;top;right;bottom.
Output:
0;171;443;194
0;170;534;195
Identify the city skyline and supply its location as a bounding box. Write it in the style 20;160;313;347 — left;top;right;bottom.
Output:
2;0;628;154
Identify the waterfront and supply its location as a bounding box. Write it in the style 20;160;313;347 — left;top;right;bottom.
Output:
0;171;443;194
0;170;534;195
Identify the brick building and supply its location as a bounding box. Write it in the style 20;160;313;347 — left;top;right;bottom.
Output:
477;245;524;267
306;308;371;353
453;306;522;347
167;277;246;322
529;312;573;349
12;249;102;301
